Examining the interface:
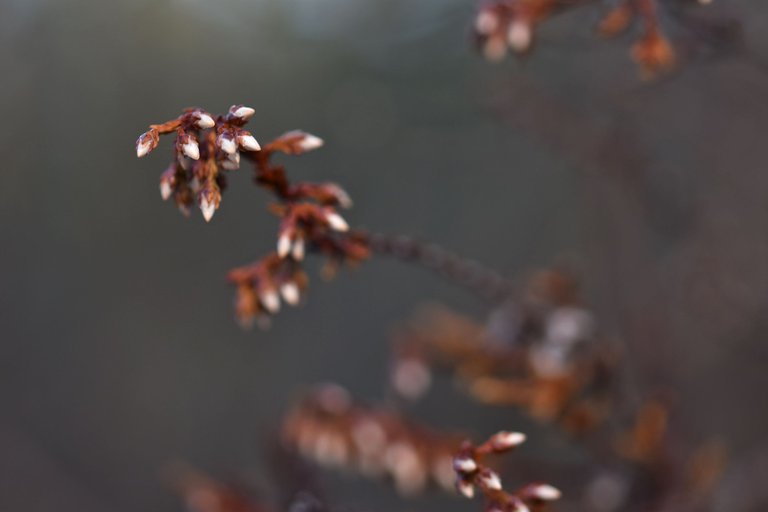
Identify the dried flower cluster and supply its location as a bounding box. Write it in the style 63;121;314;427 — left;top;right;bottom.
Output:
136;106;371;327
390;270;616;435
473;0;714;77
281;383;463;496
453;432;561;512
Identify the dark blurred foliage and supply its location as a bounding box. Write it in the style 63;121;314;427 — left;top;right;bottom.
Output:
1;0;768;511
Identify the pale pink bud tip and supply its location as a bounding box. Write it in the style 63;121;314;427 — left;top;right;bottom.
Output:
260;290;281;314
200;197;216;222
291;237;305;261
532;484;561;501
511;499;530;512
453;457;477;474
232;106;255;120
182;141;200;160
280;282;300;306
457;480;475;499
508;21;532;53
160;182;172;201
475;11;498;35
195;113;215;129
479;470;502;491
326;212;349;232
238;134;261;152
277;234;292;258
493;431;527;449
300;134;324;152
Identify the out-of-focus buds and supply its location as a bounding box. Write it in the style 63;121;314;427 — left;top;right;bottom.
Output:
220;152;240;171
268;131;325;155
488;431;527;452
453;456;478;474
292;236;305;261
522;483;562;501
475;9;499;35
260;288;281;314
509;497;531;512
324;184;353;209
457;478;476;498
508;20;532;53
478;468;502;491
136;131;158;157
237;131;261;152
277;233;292;258
280;281;301;305
392;358;432;400
325;211;349;232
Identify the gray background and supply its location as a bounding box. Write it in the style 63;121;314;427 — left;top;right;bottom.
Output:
2;0;768;511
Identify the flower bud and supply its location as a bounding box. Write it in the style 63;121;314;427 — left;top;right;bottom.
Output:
260;288;281;314
280;281;301;305
325;211;349;232
452;456;478;474
489;431;527;452
478;469;502;491
277;233;292;258
237;131;261;151
136;131;157;158
230;105;255;120
528;483;561;501
194;112;216;129
217;133;238;154
181;136;200;160
456;479;475;499
299;134;324;152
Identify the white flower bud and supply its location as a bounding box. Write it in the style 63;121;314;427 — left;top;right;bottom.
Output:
218;134;237;154
160;181;172;200
457;479;475;499
325;212;349;232
260;289;281;314
136;133;154;157
491;431;527;450
231;106;255;120
200;197;216;222
291;236;305;261
277;234;292;258
530;484;561;501
510;499;530;512
182;139;200;160
195;113;215;129
220;152;240;170
479;470;502;491
299;134;324;152
280;281;300;305
237;133;261;151
453;456;477;474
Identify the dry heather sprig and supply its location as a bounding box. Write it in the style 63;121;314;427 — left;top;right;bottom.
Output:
136;106;371;328
136;106;523;327
473;0;715;77
453;432;561;512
